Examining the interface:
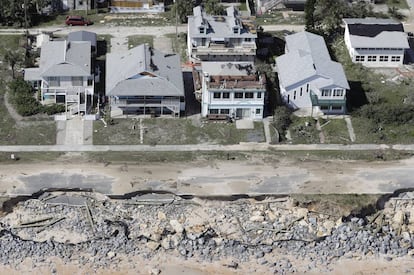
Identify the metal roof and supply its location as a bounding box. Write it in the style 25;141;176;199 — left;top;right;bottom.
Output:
276;31;349;91
343;18;409;48
67;30;97;48
106;44;184;97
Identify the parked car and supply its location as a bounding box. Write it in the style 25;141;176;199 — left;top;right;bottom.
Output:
65;15;92;26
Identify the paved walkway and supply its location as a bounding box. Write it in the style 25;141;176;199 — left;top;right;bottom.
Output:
56;116;93;146
263;117;272;144
0;143;413;152
345;116;356;143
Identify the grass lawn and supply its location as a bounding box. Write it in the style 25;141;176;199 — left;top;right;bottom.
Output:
166;32;188;62
352;116;414;144
288;116;320;144
87;150;250;164
386;0;409;9
128;35;154;48
35;11;172;27
331;38;414;144
0;35;56;145
320;118;350;144
291;193;381;217
256;12;305;25
93;118;265;145
0;152;64;163
0;92;56;145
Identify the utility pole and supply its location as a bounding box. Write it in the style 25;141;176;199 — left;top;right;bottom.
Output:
23;0;28;31
174;0;178;37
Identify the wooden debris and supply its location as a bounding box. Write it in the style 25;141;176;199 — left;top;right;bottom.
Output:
85;201;96;233
20;216;54;226
36;217;66;233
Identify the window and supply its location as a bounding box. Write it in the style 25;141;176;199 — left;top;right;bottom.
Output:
245;92;254;98
199;27;204;34
391;56;401;62
293;90;296;100
220;109;230;114
332;106;343;111
222;92;230;99
209;109;219;114
355;55;365;62
367;56;377;62
245;38;252;42
287;95;290;103
87;78;93;86
49;77;60;87
256;108;261;115
379;56;388;62
72;76;83;86
306;83;309;92
333;89;343;97
257;92;262;98
300;88;302;96
233;28;239;34
213;92;221;99
235;92;243;98
320;105;329;110
321;89;331;97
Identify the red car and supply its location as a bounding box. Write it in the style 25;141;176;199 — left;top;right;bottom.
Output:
65;15;92;26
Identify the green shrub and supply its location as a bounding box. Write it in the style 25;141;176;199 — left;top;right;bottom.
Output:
273;106;292;132
356;104;414;124
41;104;65;115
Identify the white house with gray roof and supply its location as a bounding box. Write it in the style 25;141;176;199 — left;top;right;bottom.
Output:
106;44;185;118
276;31;349;115
187;6;257;62
199;62;266;120
24;38;95;119
343;18;410;67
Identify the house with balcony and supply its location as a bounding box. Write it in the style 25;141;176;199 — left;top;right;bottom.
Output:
198;62;266;120
276;31;349;115
187;6;257;62
24;38;95;119
106;44;185;118
343;18;410;67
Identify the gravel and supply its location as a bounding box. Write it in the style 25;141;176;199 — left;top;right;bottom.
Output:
0;191;414;273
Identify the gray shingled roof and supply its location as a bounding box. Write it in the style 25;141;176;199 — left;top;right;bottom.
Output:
106;44;184;97
39;40;91;77
276;31;349;91
188;6;256;39
67;30;97;48
23;68;40;81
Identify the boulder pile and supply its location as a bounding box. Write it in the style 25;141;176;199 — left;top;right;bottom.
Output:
0;191;414;273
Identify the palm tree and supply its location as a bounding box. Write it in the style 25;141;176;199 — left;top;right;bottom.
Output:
4;49;23;79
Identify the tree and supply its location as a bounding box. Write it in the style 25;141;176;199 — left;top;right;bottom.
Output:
4;49;24;79
171;0;193;23
204;0;225;15
304;0;316;32
0;0;50;27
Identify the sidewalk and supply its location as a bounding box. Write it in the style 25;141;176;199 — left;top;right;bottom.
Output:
0;143;412;152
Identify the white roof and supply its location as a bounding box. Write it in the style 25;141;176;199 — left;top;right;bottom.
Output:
276;32;349;91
